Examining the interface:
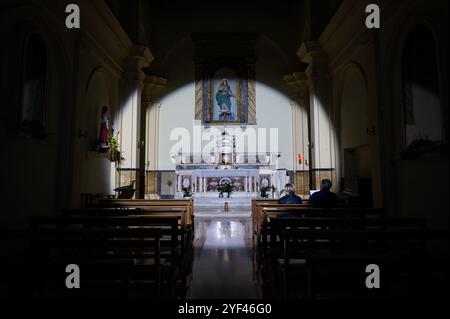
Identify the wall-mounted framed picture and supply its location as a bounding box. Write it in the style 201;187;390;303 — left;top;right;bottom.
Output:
195;59;256;126
210;68;241;123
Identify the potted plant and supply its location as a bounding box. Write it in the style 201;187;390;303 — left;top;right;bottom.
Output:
398;137;439;160
182;186;192;198
259;185;271;198
108;132;124;164
217;181;233;198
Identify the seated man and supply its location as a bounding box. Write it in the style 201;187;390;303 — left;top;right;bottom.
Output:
278;183;302;204
308;179;338;207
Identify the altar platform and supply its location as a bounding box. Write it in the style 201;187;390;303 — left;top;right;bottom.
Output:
192;193;255;218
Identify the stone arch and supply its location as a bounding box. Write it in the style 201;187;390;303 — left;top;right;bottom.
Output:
401;25;442;148
0;4;73;217
336;62;372;202
0;6;72;132
380;3;449;220
75;66;116;198
382;5;447;152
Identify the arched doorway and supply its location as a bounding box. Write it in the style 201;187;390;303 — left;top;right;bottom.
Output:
339;65;372;205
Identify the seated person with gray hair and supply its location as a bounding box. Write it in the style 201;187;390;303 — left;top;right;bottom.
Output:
278;183;302;204
308;179;338;206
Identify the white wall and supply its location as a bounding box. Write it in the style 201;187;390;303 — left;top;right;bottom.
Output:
72;69;117;199
157;81;293;170
159;83;196;169
254;82;293;169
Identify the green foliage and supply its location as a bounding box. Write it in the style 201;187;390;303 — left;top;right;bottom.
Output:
108;133;119;150
108;133;124;164
182;186;192;197
406;137;435;151
217;181;233;194
259;186;271;198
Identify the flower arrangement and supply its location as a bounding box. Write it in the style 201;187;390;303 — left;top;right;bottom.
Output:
182;186;192;198
107;132;124;164
259;186;271;198
217;181;233;198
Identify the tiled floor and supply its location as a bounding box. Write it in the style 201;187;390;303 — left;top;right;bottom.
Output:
188;217;258;299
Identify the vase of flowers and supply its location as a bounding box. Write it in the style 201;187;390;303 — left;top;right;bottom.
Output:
259;186;271;198
217;181;233;198
182;186;192;198
108;132;124;164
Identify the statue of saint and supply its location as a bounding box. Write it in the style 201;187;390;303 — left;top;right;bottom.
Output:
98;106;109;146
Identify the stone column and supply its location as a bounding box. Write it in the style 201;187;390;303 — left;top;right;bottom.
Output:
202;177;207;193
142;76;167;198
283;72;311;195
298;42;336;190
177;175;182;193
194;176;198;193
120;46;153;198
244;176;248;192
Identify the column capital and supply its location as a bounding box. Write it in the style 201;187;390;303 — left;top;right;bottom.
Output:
122;46;154;86
129;45;154;68
297;41;325;63
283;72;309;102
142;75;167;106
297;41;329;83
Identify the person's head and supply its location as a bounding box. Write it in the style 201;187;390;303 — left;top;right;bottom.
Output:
320;179;332;191
283;183;295;195
102;106;108;113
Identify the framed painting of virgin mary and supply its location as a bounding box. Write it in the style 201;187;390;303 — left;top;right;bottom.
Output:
210;68;241;123
195;58;256;126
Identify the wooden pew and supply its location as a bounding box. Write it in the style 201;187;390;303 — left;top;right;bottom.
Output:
251;199;278;236
31;215;182;265
94;199;195;242
29;215;181;298
254;216;422;297
62;207;190;249
254;205;385;255
252;201;379;241
277;227;444;299
95;199;194;225
251;199;370;231
265;217;426;257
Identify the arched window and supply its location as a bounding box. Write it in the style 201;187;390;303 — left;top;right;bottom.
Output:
21;33;47;129
401;25;442;148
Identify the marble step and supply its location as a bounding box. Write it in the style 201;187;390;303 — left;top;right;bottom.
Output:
194;206;251;217
194;198;252;207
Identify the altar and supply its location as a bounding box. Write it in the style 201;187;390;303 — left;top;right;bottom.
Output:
173;131;289;197
177;166;263;195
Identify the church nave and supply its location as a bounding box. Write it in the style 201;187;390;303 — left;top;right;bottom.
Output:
0;0;448;310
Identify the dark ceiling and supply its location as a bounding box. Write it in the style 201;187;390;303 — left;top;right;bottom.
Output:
106;0;343;76
143;0;307;74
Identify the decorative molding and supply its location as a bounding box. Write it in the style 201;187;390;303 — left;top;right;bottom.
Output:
247;64;257;124
298;42;330;84
142;75;167;105
283;72;309;102
79;0;137;78
122;46;154;86
194;73;203;121
89;0;133;50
